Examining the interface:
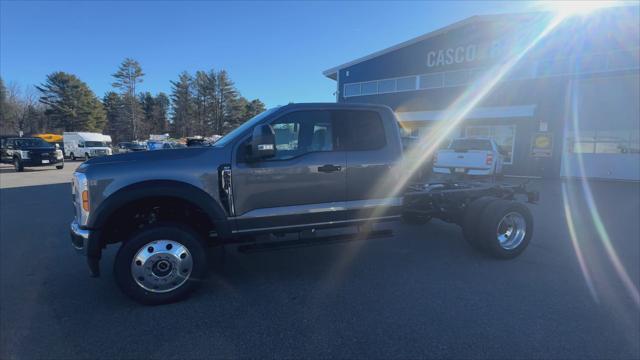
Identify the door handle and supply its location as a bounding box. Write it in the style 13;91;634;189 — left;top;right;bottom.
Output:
318;164;341;173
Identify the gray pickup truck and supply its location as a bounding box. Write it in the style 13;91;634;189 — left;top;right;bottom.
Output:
70;103;538;304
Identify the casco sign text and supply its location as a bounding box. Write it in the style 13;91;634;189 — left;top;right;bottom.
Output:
426;41;504;69
426;45;477;68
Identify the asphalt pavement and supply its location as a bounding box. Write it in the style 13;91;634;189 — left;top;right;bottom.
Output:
1;162;639;359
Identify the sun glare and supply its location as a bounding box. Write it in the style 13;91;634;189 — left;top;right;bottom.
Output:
540;0;622;17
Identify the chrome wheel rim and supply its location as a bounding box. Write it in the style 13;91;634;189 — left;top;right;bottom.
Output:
131;240;192;293
496;212;527;250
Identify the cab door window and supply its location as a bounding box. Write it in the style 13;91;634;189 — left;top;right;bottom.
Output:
269;110;334;160
333;110;386;151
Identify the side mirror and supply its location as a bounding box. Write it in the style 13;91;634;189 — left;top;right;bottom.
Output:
55;143;60;149
250;124;276;160
78;143;85;148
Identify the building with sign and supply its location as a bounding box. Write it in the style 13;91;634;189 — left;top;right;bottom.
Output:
323;7;640;180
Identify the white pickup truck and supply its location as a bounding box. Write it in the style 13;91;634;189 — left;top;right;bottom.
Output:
433;138;504;176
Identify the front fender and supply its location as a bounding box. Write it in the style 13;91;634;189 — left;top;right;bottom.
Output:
88;180;231;238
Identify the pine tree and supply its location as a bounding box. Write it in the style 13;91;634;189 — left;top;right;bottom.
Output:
139;92;170;136
215;70;238;135
112;58;144;139
0;77;7;132
36;72;106;132
170;72;194;138
103;91;127;143
153;92;170;134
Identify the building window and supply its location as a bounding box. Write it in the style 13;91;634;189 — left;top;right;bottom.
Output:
465;125;516;164
568;130;640;154
608;49;640;71
444;69;469;87
537;58;572;77
577;54;608;73
343;83;361;97
504;62;536;80
361;81;378;95
378;79;396;93
419;73;443;89
396;76;417;91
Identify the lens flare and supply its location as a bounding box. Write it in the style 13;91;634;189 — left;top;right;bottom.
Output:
562;183;600;303
537;1;623;18
323;12;569;286
562;80;640;307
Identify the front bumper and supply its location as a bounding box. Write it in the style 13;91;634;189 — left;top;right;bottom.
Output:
70;220;101;276
22;157;63;167
70;220;90;255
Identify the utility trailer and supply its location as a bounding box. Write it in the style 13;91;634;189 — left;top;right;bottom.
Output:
402;181;539;259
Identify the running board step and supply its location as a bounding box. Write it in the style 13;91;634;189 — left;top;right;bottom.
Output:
237;229;394;254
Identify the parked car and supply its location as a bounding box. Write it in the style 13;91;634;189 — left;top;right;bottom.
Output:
64;132;113;160
151;141;187;150
116;142;147;153
69;103;536;304
186;137;209;147
33;133;65;156
0;136;64;172
433;138;504;177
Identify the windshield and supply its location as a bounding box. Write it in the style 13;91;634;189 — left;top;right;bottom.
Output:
85;141;107;147
450;139;493;151
214;107;281;147
14;138;52;148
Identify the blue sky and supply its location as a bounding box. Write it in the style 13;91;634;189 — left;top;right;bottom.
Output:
1;1;542;107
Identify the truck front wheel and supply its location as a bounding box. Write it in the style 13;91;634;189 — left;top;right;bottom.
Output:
114;223;208;305
14;158;24;172
477;200;533;259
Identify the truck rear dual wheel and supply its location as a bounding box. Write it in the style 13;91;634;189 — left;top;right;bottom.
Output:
114;223;208;305
463;198;533;259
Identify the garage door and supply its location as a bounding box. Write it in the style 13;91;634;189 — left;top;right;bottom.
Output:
561;74;640;181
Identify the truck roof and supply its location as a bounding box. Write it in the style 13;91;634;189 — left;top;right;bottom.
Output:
63;132;109;141
279;102;394;112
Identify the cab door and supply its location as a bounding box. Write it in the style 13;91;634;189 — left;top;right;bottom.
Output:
232;110;347;233
335;110;404;220
1;139;14;163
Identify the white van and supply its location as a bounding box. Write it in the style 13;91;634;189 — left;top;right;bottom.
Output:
63;132;113;160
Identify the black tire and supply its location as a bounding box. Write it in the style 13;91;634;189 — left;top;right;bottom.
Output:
56;164;64;170
85;152;90;159
13;158;24;172
477;200;533;259
70;152;76;161
402;212;432;225
114;223;208;305
462;196;496;250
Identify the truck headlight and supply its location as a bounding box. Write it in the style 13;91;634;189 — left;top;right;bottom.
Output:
19;150;30;159
73;172;90;226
